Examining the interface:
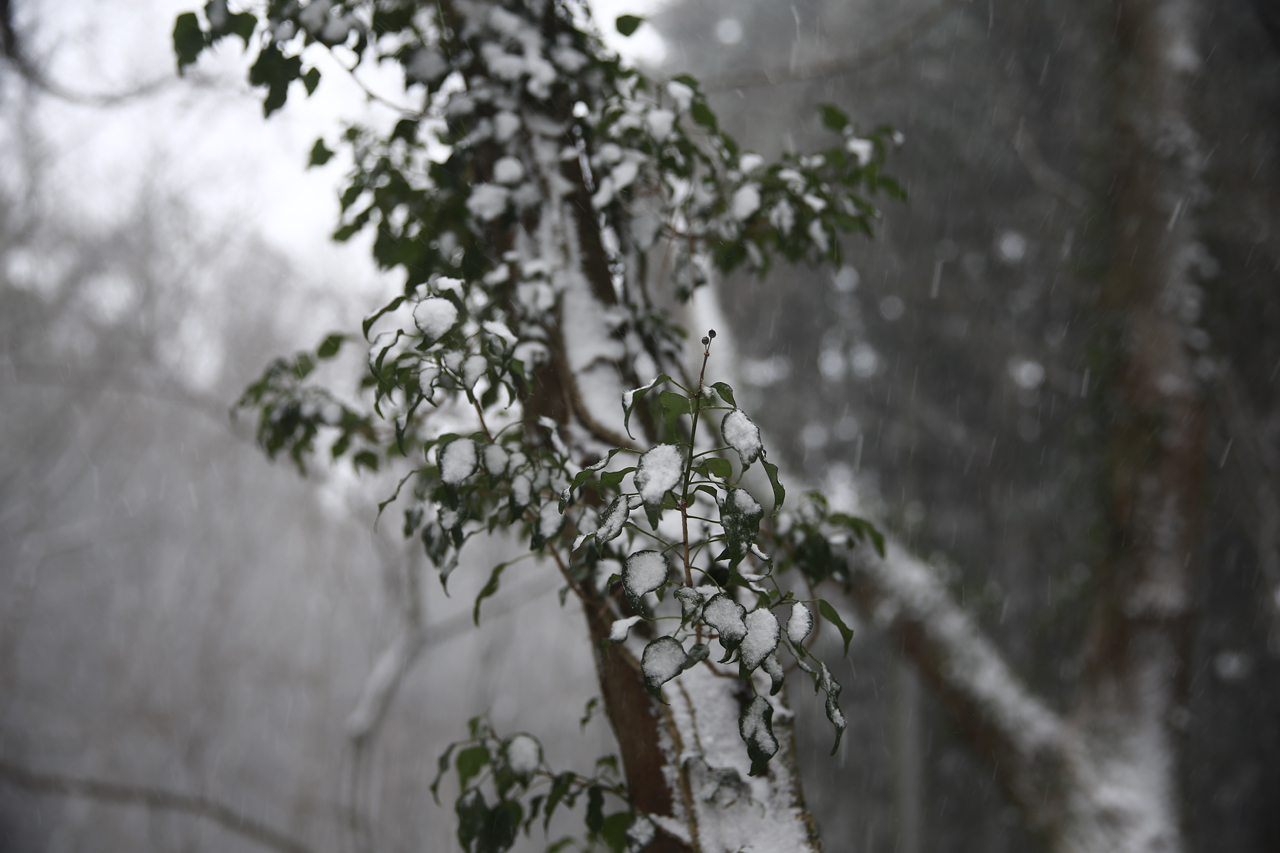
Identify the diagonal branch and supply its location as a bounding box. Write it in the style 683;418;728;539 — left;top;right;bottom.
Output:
0;759;315;853
846;542;1069;830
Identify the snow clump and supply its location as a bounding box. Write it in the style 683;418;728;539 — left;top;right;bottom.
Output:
702;593;747;649
493;156;525;185
624;550;669;606
722;410;763;466
635;444;684;505
739;607;780;673
440;439;477;485
609;615;643;643
641;636;687;695
505;734;541;780
731;184;761;220
467;184;510;221
413;297;459;342
787;602;813;645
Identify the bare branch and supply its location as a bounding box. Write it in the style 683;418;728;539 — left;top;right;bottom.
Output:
0;760;315;853
705;0;959;93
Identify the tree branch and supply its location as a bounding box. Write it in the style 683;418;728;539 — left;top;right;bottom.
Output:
0;759;315;853
846;542;1069;829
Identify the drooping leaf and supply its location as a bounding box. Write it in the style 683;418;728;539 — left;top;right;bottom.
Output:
674;587;703;629
702;593;747;661
738;607;780;678
640;636;687;700
816;661;847;755
621;374;674;439
762;459;786;516
818;599;855;657
738;695;778;777
721;410;762;467
719;487;763;568
173;12;207;73
711;381;736;407
623;551;669;612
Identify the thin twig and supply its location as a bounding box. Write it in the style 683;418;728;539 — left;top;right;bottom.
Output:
0;760;315;853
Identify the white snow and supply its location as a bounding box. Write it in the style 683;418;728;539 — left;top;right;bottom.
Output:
666;80;694;111
463;354;488;389
510;473;532;507
594;495;632;544
739;153;764;173
609;615;643;643
641;636;687;692
647;109;675;140
769;201;795;235
406;47;448;85
413;298;459;342
538;501;563;540
483;443;509;476
702;594;746;647
635;444;684;505
482;320;518;348
493;111;521;143
731;184;760;220
722;410;763;466
786;603;813;645
505;734;541;777
467;184;510;221
440;439;477;485
624;550;669;603
740;607;780;673
626;815;657;849
846;137;874;165
493;156;525;185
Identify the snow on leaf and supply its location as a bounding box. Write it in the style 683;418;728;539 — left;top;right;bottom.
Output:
510;473;532;508
440;439;477;485
641;636;686;700
483;444;509;477
609;615;643;643
739;607;780;676
482;320;518;348
626;815;657;851
731;184;761;220
817;661;847;755
466;183;510;221
721;409;763;467
647;109;674;140
738;695;778;777
635;444;683;507
702;593;747;659
503;734;541;786
463;354;488;389
621;373;673;439
537;501;563;544
787;603;813;646
674;587;703;628
762;652;785;696
413;297;459;342
624;550;669;610
719;487;763;567
594;495;632;545
493;156;525;185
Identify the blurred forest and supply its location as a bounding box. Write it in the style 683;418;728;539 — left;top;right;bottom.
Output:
2;0;1279;851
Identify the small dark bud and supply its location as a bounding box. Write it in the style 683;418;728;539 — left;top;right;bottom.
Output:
701;336;710;346
708;329;717;339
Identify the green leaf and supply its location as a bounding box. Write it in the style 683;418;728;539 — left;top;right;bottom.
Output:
762;459;786;516
248;43;302;117
657;389;691;417
362;296;405;339
228;11;257;46
690;101;717;130
456;789;489;852
615;14;644;36
830;512;886;557
601;812;632;853
543;772;576;832
473;560;512;625
586;785;605;833
302;67;321;96
456;744;490;790
711;381;736;407
816;661;847;755
819;103;850;132
622;374;673;439
173;12;207;73
316;332;344;357
353;450;380;472
704;456;732;479
818;599;855;657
